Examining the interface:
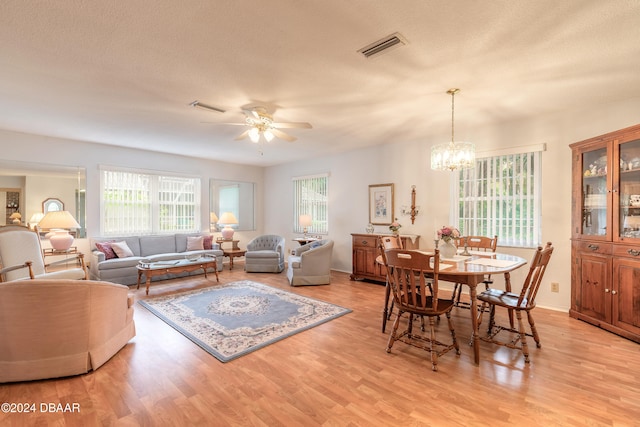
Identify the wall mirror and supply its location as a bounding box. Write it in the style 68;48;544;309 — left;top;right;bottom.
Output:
0;159;86;237
210;179;255;231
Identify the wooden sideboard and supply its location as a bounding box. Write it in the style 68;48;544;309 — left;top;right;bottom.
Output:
350;233;420;283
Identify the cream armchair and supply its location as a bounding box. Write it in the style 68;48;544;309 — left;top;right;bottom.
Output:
0;225;87;282
0;279;135;382
244;234;286;273
287;239;334;286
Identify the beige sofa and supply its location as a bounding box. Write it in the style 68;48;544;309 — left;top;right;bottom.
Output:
0;279;135;383
287;239;334;286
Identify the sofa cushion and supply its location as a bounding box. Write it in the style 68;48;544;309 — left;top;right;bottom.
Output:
203;235;213;250
139;235;176;257
95;241;117;260
111;241;134;258
245;250;280;259
97;256;146;270
187;236;204;251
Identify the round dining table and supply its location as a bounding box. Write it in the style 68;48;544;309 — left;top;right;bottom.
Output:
380;250;528;365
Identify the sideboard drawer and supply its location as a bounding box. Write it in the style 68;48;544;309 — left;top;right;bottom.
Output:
352;235;378;248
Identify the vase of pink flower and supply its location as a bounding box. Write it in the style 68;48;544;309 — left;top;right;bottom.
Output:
389;219;402;235
437;226;460;259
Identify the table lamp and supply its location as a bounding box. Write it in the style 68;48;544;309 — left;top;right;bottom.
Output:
218;212;238;240
29;212;44;229
210;212;219;232
37;210;81;251
10;212;22;224
299;214;312;237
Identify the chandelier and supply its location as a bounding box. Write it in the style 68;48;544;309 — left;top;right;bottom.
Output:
430;88;475;171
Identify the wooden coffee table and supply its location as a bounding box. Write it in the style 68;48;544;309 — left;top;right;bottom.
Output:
136;257;219;295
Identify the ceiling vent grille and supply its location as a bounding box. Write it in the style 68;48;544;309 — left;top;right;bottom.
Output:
358;32;408;58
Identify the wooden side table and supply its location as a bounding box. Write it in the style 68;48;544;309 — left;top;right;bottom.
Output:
216;238;245;269
222;248;246;270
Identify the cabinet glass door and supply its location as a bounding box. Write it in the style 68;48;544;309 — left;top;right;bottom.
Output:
580;147;609;236
619;138;640;240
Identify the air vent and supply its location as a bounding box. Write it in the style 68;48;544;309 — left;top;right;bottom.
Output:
357;32;408;58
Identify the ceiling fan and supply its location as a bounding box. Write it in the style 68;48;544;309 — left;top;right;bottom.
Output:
196;103;312;143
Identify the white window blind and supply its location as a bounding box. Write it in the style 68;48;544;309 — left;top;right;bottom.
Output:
293;174;329;235
454;150;542;247
101;168;200;236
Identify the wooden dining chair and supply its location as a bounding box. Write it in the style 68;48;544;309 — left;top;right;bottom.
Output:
384;248;460;372
476;242;554;363
379;235;403;333
452;235;498;309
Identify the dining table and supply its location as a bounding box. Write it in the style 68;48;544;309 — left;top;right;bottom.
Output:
380;249;528;365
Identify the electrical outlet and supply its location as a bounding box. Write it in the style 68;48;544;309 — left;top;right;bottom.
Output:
551;282;559;293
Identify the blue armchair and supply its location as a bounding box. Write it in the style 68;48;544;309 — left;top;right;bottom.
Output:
244;234;286;273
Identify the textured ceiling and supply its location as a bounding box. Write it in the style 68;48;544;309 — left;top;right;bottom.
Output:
1;1;640;166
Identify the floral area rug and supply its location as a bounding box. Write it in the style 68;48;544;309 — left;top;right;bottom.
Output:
138;280;351;362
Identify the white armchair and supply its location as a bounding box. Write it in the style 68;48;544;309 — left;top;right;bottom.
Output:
244;234;286;273
0;225;87;282
287;239;334;286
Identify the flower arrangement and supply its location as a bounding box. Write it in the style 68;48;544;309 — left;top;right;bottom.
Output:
389;219;402;233
437;225;460;242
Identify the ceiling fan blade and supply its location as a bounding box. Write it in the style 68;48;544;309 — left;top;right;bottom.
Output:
272;122;312;129
235;129;250;140
201;121;247;126
271;128;297;142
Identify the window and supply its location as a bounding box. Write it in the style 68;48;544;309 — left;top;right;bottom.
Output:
101;167;200;236
293;174;329;235
453;148;543;247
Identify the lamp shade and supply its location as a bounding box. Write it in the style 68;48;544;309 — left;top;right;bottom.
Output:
218;212;238;240
210;212;219;223
299;214;313;227
29;212;44;224
37;211;81;230
218;212;238;225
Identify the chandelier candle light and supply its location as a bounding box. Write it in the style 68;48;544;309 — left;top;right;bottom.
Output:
431;88;476;171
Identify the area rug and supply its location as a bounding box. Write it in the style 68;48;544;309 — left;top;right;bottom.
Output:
138;280;351;362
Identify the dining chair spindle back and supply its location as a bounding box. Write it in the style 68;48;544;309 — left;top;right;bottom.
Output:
384;248;460;371
476;242;554;363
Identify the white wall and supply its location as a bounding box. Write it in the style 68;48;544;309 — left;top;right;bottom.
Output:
264;96;640;312
0;129;264;254
3;95;639;311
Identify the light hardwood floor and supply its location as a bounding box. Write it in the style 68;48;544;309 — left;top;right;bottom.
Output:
1;264;639;426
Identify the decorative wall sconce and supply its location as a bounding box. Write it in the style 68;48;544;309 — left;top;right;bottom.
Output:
400;185;420;224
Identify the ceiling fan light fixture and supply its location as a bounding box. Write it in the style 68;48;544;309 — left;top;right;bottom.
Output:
263;130;274;142
430;88;476;172
248;127;260;143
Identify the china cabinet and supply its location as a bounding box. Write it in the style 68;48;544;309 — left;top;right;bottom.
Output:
350;233;420;283
570;124;640;343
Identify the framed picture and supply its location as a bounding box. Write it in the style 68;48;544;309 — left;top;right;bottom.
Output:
369;183;394;225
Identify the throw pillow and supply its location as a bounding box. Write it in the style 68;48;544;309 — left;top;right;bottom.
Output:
111;241;134;258
310;241;322;249
203;235;213;250
95;241;117;260
186;236;204;251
